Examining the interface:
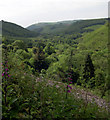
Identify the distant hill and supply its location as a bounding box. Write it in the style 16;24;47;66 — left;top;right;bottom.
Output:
0;20;38;37
27;19;107;35
27;20;78;35
0;18;107;37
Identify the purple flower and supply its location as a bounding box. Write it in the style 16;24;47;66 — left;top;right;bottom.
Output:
69;82;72;84
8;75;10;77
5;68;8;71
5;61;8;63
67;85;72;89
2;73;4;76
68;78;72;81
5;72;7;74
67;90;71;93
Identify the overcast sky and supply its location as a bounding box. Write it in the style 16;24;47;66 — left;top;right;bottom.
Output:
0;0;109;27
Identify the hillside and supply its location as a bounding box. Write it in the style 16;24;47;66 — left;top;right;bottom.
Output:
0;20;38;37
27;18;107;35
73;22;108;75
78;23;108;51
27;20;79;35
0;18;107;37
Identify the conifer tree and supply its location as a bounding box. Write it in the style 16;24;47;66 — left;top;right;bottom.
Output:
33;47;48;72
83;54;95;87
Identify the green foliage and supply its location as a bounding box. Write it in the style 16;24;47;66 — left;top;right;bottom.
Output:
2;18;109;119
43;43;55;55
83;54;95;88
1;20;37;37
83;54;95;80
12;40;26;49
27;18;107;36
31;47;49;72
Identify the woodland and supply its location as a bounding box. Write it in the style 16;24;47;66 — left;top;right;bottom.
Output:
1;18;110;119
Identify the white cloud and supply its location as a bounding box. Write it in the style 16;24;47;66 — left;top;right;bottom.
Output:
0;0;109;27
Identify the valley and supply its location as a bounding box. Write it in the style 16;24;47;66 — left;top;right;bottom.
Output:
1;18;110;119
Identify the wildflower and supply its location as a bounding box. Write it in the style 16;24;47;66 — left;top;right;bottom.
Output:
67;90;71;93
8;75;10;77
5;68;8;71
67;85;72;89
69;82;72;84
69;78;72;80
2;73;4;76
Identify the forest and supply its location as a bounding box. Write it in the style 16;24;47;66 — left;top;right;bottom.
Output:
0;18;110;119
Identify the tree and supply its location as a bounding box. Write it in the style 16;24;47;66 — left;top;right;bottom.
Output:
83;54;95;88
12;40;26;50
43;43;55;55
32;47;49;72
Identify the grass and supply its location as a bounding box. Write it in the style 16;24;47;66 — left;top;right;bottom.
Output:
79;24;108;51
84;24;103;31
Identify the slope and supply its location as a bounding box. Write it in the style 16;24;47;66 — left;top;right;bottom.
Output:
0;20;38;37
77;22;108;51
27;20;78;35
27;18;107;35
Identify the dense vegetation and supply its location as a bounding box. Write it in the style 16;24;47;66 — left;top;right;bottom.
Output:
27;18;106;35
1;18;110;119
0;20;38;37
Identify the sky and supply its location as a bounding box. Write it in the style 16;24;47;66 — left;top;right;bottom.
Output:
0;0;109;27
